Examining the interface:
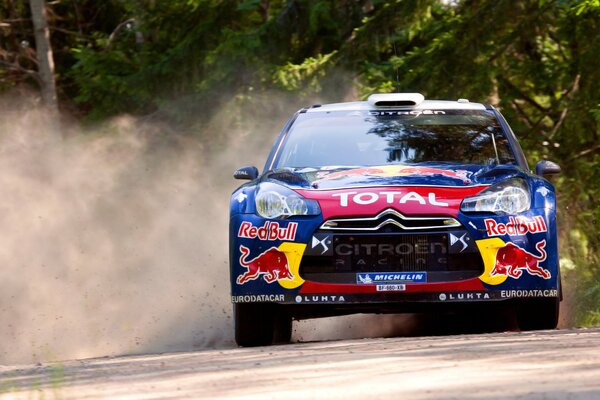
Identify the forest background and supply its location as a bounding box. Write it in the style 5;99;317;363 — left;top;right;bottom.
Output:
1;0;598;329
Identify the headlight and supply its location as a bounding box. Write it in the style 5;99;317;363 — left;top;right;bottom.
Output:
461;178;530;214
255;182;320;219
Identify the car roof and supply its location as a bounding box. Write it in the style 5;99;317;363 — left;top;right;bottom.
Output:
305;99;488;113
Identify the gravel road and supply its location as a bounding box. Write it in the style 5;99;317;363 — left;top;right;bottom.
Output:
2;328;599;399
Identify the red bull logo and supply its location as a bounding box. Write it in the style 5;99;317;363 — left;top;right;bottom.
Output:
492;240;550;279
237;221;298;241
316;165;471;183
485;216;547;237
237;246;294;284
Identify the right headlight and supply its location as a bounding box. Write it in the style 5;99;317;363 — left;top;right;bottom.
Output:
460;178;531;214
255;182;321;219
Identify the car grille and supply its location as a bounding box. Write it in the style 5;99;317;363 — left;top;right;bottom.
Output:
300;231;484;283
334;233;445;272
320;208;460;232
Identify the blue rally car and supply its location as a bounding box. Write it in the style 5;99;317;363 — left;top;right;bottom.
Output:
230;93;561;346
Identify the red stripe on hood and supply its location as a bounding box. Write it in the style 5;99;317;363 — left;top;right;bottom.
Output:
296;186;486;219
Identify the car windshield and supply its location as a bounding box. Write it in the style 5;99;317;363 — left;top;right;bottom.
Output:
275;109;517;168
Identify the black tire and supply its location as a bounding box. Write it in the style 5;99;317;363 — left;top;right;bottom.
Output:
517;297;560;331
234;303;275;347
559;270;563;301
273;312;293;344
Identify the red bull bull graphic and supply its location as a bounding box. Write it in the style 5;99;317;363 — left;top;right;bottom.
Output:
237;246;294;284
477;237;554;286
237;221;298;241
492;240;550;279
315;165;472;184
484;216;547;237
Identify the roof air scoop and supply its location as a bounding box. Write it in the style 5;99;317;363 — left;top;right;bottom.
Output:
367;93;425;107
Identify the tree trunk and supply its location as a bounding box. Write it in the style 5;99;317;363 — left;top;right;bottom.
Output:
29;0;58;113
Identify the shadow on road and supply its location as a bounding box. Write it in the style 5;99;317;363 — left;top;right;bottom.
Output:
294;308;518;343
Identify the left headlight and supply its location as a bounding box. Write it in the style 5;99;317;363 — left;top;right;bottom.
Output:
255;182;321;219
461;178;531;214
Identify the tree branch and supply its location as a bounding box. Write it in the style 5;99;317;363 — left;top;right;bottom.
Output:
566;144;600;162
521;74;582;138
0;59;40;84
548;107;568;139
498;75;549;113
547;30;568;63
0;18;31;23
559;73;581;102
549;74;580;139
105;18;136;49
511;100;534;128
71;0;84;36
50;26;91;38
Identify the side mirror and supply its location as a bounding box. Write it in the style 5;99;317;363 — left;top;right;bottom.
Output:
535;160;561;177
234;166;259;180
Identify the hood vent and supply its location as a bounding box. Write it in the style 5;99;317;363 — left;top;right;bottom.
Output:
264;169;309;185
367;93;425;107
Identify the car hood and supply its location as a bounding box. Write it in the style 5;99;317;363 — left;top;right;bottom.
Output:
262;164;527;190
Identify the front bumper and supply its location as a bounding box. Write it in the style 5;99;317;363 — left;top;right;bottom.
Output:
230;211;559;307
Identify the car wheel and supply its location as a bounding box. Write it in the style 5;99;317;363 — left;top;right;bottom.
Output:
234;303;275;347
273;312;293;344
516;297;560;331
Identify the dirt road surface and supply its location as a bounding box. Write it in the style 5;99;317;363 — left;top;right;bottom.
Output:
2;328;599;399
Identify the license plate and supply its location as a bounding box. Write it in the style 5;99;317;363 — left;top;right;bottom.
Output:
376;284;407;291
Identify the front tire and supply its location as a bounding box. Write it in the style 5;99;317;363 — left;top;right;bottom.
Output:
516;297;560;331
234;303;275;347
273;311;293;344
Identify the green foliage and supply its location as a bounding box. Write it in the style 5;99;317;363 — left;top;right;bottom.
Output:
572;0;600;15
273;51;337;92
70;44;152;118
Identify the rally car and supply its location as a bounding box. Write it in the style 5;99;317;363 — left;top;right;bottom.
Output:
229;93;561;346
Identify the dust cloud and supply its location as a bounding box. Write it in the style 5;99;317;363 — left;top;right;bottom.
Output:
0;94;252;365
